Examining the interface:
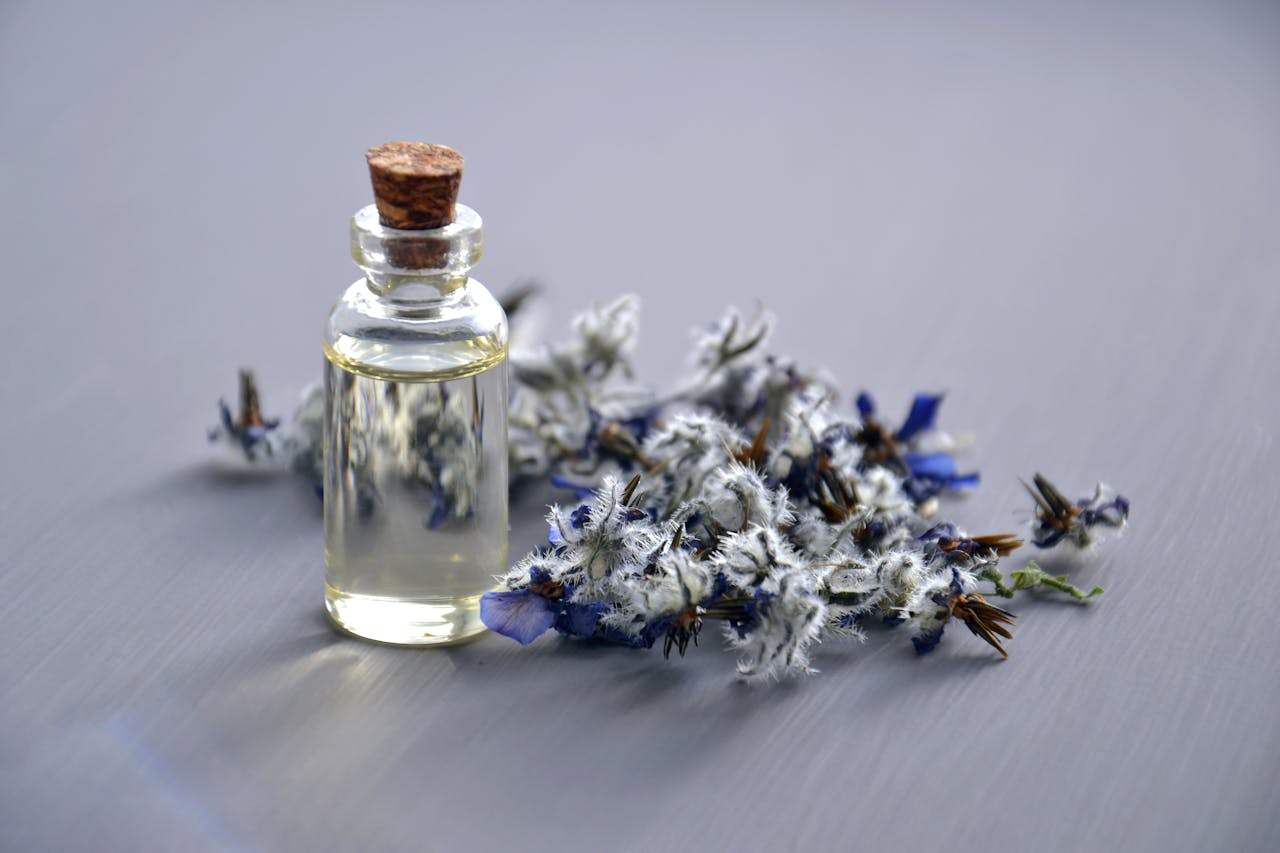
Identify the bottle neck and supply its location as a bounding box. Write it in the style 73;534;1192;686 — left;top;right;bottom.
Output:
350;203;483;306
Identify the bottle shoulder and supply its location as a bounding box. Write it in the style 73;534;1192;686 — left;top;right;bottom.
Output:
324;278;508;382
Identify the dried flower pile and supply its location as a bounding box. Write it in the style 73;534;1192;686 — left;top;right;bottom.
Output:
210;294;1128;678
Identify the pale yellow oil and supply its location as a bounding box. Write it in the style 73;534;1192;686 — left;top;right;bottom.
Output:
323;341;508;645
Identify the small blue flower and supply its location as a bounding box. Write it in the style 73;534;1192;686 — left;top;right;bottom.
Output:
208;370;282;462
1025;473;1130;548
856;391;976;501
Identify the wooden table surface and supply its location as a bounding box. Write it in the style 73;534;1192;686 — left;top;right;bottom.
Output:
3;1;1278;850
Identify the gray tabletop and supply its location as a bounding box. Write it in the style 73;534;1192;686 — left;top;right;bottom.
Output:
3;1;1278;851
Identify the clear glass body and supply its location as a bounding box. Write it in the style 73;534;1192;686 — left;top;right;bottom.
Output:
323;203;509;645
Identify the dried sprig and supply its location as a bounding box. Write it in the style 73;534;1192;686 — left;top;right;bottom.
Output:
1011;562;1104;600
475;299;1129;677
208;291;1129;679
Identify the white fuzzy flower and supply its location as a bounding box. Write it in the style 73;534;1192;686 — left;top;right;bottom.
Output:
509;346;586;394
643;414;746;513
845;547;927;621
548;477;666;585
573;295;638;378
726;567;827;679
712;525;806;594
851;466;913;520
600;547;715;639
822;555;876;596
696;461;792;534
691;306;772;372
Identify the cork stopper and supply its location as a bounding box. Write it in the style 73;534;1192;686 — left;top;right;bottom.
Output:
366;142;463;230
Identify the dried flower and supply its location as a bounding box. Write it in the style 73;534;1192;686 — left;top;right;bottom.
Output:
1024;473;1130;549
476;298;1127;676
854;391;978;501
207;370;283;462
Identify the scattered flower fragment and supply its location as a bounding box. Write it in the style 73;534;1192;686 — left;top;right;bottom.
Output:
207;370;283;462
1024;473;1130;549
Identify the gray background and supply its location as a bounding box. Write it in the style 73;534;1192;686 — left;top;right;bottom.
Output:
2;0;1278;850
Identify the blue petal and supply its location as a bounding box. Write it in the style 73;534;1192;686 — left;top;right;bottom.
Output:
620;412;656;442
835;611;864;630
912;625;946;655
918;522;960;542
425;490;451;529
904;452;957;480
1032;526;1069;548
1082;494;1129;527
855;391;876;418
218;400;235;432
897;393;943;442
549;473;597;499
480;590;556;644
947;471;980;490
547;523;562;545
555;600;607;638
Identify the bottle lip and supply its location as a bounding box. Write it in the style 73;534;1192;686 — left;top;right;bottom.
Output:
351;203;483;275
352;202;481;241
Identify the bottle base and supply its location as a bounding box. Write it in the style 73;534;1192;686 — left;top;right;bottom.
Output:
324;583;489;646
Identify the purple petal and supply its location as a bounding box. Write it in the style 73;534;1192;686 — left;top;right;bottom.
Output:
904;451;957;480
569;504;593;529
480;590;556;645
911;625;946;655
555;600;607;638
549;473;596;499
918;522;960;542
897;393;943;442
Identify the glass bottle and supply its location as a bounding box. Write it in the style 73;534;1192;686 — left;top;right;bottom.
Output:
323;143;508;645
